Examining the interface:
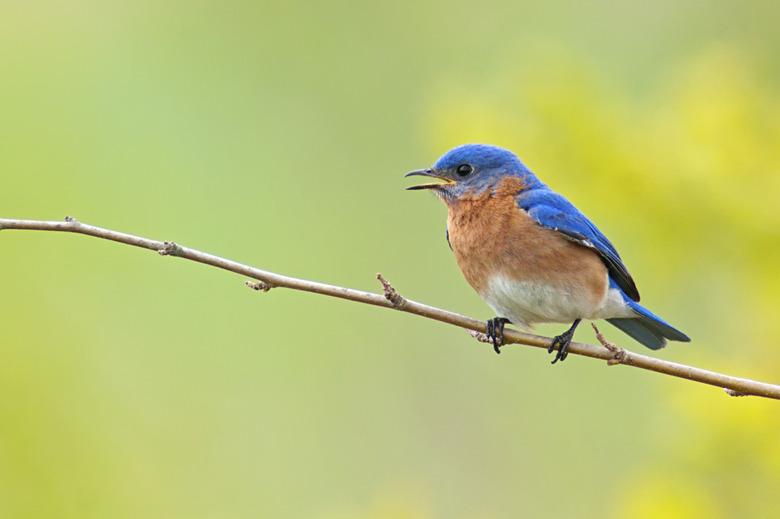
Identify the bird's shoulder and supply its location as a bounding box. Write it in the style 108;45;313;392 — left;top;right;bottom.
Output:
515;188;641;301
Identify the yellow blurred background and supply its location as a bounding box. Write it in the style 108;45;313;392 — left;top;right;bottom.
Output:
2;1;779;517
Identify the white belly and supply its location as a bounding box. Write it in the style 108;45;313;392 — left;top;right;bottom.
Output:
480;274;634;329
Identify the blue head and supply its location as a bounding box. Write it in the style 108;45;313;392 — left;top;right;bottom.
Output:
406;144;545;202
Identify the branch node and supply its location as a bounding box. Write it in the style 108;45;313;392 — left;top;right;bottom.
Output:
64;215;78;223
376;273;405;309
724;388;750;397
591;322;627;366
469;329;493;344
158;241;182;257
245;280;273;292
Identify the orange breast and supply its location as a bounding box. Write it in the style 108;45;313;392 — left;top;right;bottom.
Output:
442;177;608;312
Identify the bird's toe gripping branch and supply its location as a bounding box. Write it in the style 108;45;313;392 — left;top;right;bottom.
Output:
486;317;511;354
549;319;582;364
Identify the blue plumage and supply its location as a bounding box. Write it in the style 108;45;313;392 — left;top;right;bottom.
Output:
407;143;690;359
518;190;640;301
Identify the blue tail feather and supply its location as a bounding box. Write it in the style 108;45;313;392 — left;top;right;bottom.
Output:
607;299;690;351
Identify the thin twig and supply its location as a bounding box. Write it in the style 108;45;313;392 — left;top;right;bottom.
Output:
377;273;405;309
2;216;779;400
591;322;627;366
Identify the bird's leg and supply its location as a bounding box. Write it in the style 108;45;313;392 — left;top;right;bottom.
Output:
486;317;511;354
549;319;582;364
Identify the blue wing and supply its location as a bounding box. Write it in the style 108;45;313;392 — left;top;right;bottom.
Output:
516;188;640;302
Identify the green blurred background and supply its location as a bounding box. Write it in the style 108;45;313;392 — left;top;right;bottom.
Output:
2;1;779;517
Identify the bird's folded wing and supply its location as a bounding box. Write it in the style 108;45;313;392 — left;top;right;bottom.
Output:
517;190;640;302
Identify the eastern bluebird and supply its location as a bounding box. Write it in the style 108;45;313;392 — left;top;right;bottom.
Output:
406;144;690;363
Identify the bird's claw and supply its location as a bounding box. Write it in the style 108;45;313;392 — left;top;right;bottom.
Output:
548;334;572;364
548;319;582;364
486;317;510;354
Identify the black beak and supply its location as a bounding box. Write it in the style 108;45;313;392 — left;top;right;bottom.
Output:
405;168;453;190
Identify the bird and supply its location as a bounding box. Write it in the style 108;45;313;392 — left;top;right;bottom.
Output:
406;143;690;363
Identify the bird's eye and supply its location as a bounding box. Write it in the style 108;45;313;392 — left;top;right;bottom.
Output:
456;164;473;177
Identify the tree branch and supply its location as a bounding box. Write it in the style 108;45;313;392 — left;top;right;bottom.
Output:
2;216;778;400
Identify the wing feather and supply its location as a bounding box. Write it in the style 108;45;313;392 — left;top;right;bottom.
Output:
517;189;640;302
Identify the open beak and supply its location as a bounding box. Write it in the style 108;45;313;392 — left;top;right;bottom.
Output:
405;168;454;190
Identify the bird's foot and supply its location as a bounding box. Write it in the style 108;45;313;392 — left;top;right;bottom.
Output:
548;319;582;364
486;317;510;354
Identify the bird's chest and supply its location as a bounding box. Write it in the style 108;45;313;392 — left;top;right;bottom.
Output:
445;191;548;293
443;190;609;325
